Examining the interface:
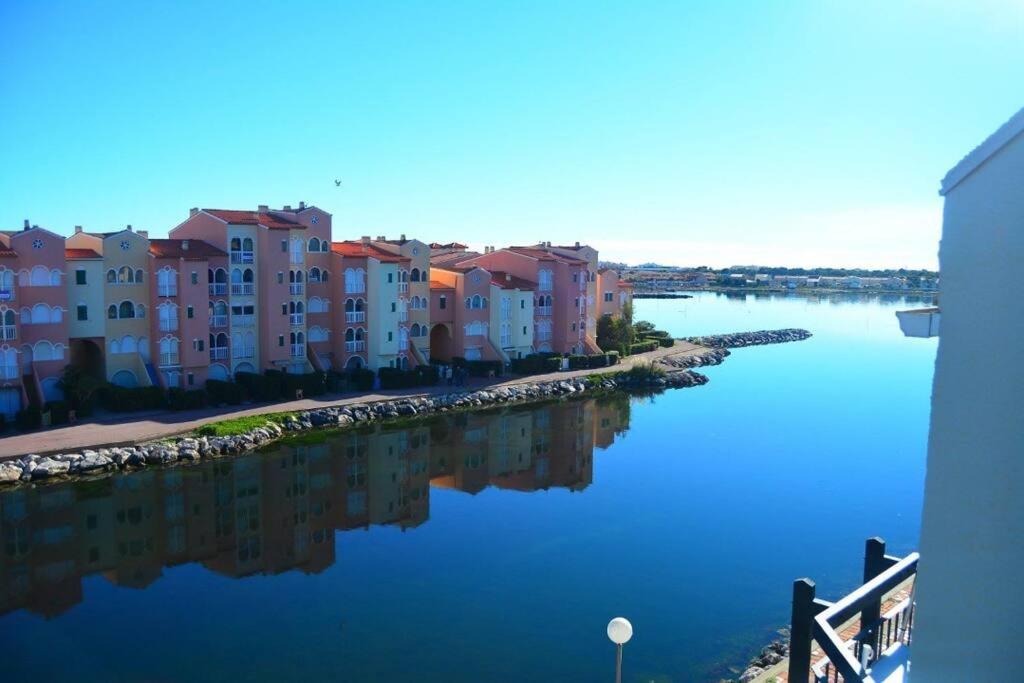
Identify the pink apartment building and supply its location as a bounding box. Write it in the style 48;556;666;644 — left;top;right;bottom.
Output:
596;267;634;320
428;263;504;362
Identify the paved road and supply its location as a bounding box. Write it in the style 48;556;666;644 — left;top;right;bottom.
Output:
0;342;707;460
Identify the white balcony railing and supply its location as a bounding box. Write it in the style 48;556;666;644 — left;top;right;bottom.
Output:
0;365;18;379
159;319;178;332
345;311;365;323
344;284;366;294
158;285;177;297
159;353;180;367
345;341;365;353
398;283;409;294
290;314;304;326
209;347;228;361
235;346;254;359
290;253;304;265
209;315;227;328
208;283;227;296
537;306;552;316
290;344;305;358
0;325;16;341
232;314;255;327
289;284;304;295
231;283;255;296
230;251;254;264
399;311;408;322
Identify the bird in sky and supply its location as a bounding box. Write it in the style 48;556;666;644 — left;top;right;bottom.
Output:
334;179;342;187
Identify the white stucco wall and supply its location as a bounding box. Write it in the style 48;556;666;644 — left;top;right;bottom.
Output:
912;128;1024;680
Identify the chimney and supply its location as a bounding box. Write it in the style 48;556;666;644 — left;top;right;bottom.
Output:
137;230;148;238
182;240;189;251
361;235;371;245
190;207;199;216
258;204;269;212
575;241;580;248
400;233;406;241
126;224;133;232
22;219;29;231
283;205;292;211
74;225;83;234
299;201;306;210
506;273;511;282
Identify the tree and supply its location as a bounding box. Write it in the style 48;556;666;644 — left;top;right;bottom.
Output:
597;315;635;353
621;300;634;326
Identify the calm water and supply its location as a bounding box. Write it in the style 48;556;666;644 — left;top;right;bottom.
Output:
0;291;937;682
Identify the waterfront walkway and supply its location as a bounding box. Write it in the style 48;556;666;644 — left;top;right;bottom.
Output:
0;342;707;460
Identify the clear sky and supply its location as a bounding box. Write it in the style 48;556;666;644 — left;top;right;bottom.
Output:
2;1;1022;269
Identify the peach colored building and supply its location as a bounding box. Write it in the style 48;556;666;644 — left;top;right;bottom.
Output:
596;267;633;320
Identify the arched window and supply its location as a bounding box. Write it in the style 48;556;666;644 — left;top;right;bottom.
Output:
231;268;243;283
119;301;136;319
465;298;471;309
539;269;553;292
33;340;59;361
472;295;482;309
290;238;304;264
50;269;61;286
243;268;254;283
159;337;179;366
308;237;321;252
158;303;178;331
30;304;49;324
137;304;146;319
107;269;117;283
135;268;144;283
157;268;177;296
321;270;330;283
411;323;421;337
465;321;485;336
410;268;420;282
0;269;14;292
356;298;365;312
356;328;365;341
30;266;50;286
482;297;488;309
308;267;321;283
321;241;330;252
230;237;241;251
399;327;408;350
242;237;253;252
2;309;14;326
345;328;355;342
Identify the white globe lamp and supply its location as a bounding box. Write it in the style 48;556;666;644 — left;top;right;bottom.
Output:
607;617;633;683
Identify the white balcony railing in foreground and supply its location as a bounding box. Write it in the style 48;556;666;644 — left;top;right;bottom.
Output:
345;311;365;323
345;341;365;353
209;283;227;296
231;283;255;296
209;347;228;361
209;315;227;328
290;344;305;358
0;325;16;341
230;251;254;264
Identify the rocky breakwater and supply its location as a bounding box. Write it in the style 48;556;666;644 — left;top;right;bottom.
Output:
658;347;730;370
725;633;790;683
684;328;811;349
0;370;710;489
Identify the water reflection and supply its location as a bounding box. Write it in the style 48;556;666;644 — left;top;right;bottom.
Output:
714;289;938;306
0;395;631;618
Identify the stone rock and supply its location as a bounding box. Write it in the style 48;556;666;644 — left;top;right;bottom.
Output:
78;453;113;472
739;666;764;683
32;457;71;479
0;462;22;484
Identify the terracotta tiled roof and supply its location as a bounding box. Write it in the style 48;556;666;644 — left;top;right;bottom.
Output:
64;248;101;259
203;209;303;230
331;241;410;262
430;251;480;266
148;239;227;260
0;247;17;257
429;242;467;250
505;246;586;264
490;271;536;290
429;280;454;290
618;280;632;287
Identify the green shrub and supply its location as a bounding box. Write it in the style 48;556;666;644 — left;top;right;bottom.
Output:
567;355;589;370
415;364;440;386
378;367;420;390
544;357;562;372
628;341;657;355
644;329;670;339
235;371;278;402
606;351;621;365
99;385;166;412
168;388;207;411
284;372;327;398
326;371;347;393
587;354;609;368
205;379;244;406
45;400;70;425
348;368;375;391
15;405;42;431
657;337;674;348
465;360;503;377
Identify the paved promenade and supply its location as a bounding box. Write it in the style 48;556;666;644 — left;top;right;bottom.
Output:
0;342;707;460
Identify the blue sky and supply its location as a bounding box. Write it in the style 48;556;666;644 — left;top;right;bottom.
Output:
2;1;1022;268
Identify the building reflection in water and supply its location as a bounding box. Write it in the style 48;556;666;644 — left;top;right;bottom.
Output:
0;395;631;618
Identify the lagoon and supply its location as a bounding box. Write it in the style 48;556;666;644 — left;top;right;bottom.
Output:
0;291;937;682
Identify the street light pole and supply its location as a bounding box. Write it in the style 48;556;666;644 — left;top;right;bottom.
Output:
607;617;633;683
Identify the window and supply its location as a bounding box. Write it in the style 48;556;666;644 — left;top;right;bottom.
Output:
573;273;578;283
277;272;284;284
521;300;525;309
604;292;614;302
281;240;287;252
391;302;396;313
388;331;393;342
575;298;579;309
279;335;284;347
387;273;393;283
186;305;194;319
77;305;88;321
187;373;194;386
191;272;198;285
439;296;446;310
75;270;86;285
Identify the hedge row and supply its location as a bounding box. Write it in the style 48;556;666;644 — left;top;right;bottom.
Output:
509;354;562;375
567;353;621;370
378;365;439;390
451;358;504;377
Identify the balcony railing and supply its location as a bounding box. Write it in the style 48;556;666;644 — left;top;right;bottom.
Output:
345;311;365;323
399;311;408;322
159;319;178;332
398;283;409;294
209;314;227;328
231;283;255;296
209;347;228;361
235;346;254;359
230;251;254;264
0;325;16;341
209;283;227;296
290;344;305;358
290;313;304;326
159;353;180;367
232;314;255;327
0;365;18;379
289;284;304;295
536;306;552;316
344;283;366;294
345;341;365;353
158;285;177;297
790;538;917;683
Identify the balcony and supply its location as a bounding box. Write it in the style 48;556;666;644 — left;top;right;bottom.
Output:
537;306;552;316
231;283;255;296
159;353;180;367
789;538;917;683
230;251;254;264
399;311;408;322
0;365;18;380
159;319;178;333
289;313;304;326
398;283;409;294
232;314;255;327
344;284;366;294
290;344;305;358
209;315;227;328
209;283;227;296
345;311;366;323
158;285;178;297
235;346;254;359
289;283;304;296
0;325;16;341
896;307;940;339
345;341;366;353
209;347;228;361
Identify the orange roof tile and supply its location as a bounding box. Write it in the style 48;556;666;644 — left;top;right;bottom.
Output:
64;248;101;259
505;246;586;264
331;241;410;262
148;239;226;260
204;209;303;230
429;280;454;290
490;271;536;290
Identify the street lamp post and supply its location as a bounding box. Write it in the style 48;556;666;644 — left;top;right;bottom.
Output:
607;617;633;683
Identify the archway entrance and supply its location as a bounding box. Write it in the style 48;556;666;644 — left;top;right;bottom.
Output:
70;339;105;380
429;324;453;362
